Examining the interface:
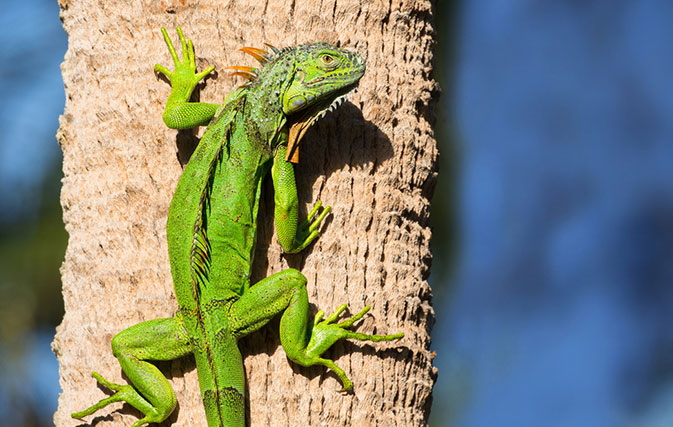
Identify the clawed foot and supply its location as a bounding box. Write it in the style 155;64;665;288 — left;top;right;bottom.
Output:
291;201;331;252
71;372;165;427
71;372;129;419
154;26;214;91
302;304;404;390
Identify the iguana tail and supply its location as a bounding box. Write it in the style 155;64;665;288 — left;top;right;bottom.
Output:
192;320;246;427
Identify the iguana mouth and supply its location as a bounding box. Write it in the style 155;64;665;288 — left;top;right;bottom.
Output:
285;82;359;163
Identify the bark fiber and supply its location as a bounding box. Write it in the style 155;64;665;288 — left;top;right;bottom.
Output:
54;0;438;425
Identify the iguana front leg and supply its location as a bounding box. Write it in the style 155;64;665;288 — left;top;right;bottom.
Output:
272;145;331;253
154;27;219;129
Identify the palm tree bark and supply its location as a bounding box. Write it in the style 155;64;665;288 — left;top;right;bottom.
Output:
54;0;438;425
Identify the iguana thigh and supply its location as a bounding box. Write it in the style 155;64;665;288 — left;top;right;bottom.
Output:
228;268;309;346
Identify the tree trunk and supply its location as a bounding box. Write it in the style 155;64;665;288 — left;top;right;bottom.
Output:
53;0;438;425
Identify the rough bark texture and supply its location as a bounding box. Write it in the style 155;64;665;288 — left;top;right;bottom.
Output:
53;0;438;425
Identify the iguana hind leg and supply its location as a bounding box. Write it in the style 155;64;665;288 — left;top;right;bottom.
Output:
228;268;403;391
228;268;310;339
71;316;192;427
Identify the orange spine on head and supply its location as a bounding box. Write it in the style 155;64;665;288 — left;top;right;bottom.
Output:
239;47;269;64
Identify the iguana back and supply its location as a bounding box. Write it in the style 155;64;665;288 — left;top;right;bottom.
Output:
167;89;272;310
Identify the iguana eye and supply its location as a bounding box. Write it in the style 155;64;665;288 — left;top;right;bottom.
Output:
321;54;335;65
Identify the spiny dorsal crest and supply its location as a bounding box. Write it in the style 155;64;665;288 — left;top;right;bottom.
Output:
226;42;293;85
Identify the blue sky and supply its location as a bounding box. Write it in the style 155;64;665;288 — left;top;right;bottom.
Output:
0;0;65;224
432;1;673;426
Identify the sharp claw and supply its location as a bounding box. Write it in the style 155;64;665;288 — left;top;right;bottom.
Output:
160;27;169;43
305;201;322;222
161;27;180;64
325;303;348;323
176;27;186;44
316;205;331;223
340;376;353;391
356;305;371;318
91;371;121;391
154;64;172;78
340;382;353;393
187;39;195;68
308;205;330;233
196;66;214;80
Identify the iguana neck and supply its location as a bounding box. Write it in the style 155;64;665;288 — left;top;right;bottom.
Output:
243;67;292;147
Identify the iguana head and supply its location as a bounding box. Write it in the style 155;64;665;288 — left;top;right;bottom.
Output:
234;42;365;162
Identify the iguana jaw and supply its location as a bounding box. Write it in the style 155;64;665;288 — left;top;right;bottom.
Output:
286;82;359;163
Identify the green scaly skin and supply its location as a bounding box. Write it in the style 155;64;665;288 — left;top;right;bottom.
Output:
72;27;404;427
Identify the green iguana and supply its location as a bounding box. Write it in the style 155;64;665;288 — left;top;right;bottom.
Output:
72;27;404;427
